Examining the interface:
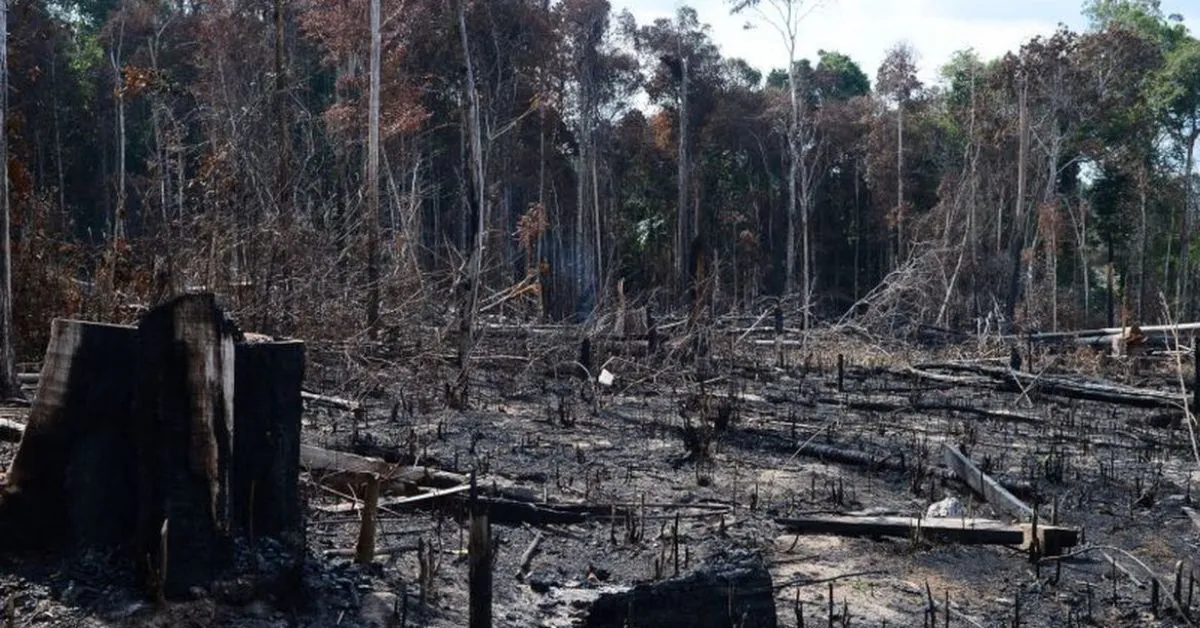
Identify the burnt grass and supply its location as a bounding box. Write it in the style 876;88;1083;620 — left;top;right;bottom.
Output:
1;330;1200;627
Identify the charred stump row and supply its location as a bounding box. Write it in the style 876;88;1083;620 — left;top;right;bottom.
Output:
0;294;305;600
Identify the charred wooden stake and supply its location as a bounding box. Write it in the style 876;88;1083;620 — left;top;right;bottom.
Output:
355;473;380;564
672;513;680;576
827;581;834;628
468;475;492;628
1176;561;1185;609
1152;578;1160;618
1189;569;1196;617
837;354;844;393
775;306;784;367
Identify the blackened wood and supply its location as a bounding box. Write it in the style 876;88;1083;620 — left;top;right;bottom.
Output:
232;339;304;544
943;444;1034;522
354;474;380;564
0;319;137;550
585;554;777;628
774;514;1078;554
135;294;236;597
468;484;492;628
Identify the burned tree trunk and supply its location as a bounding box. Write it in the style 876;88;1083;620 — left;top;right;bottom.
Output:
0;294;305;599
0;319;138;550
232;337;305;544
135;293;237;597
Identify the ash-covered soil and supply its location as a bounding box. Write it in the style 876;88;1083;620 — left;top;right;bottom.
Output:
1;331;1199;627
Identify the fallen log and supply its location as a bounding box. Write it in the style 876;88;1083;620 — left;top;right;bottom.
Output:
776;514;1077;555
913;363;1186;408
301;390;361;413
774;439;1036;499
942;444;1034;522
315;484;472;514
1002;322;1200;345
584;553;777;628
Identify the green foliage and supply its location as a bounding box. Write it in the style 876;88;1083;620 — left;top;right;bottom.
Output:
814;50;870;102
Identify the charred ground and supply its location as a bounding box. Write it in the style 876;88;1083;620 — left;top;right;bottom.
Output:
0;323;1197;627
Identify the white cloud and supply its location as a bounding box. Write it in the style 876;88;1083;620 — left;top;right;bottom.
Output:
613;0;1090;86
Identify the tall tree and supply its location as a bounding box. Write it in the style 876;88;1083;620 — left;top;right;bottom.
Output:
728;0;824;327
0;0;17;398
1155;36;1200;316
365;0;381;335
875;42;921;265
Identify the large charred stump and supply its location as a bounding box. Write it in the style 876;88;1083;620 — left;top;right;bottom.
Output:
135;293;237;597
232;338;305;544
0;320;138;550
0;294;306;599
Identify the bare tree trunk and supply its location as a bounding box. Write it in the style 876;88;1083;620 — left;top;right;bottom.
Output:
365;0;381;336
896;102;904;263
1178;129;1198;319
274;0;290;214
785;66;798;299
109;21;127;241
0;0;18;398
1137;164;1148;320
1005;80;1028;329
458;0;486;400
676;57;689;295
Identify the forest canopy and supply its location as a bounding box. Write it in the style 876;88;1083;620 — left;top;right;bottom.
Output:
2;0;1198;360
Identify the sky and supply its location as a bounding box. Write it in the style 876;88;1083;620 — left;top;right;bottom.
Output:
609;0;1197;87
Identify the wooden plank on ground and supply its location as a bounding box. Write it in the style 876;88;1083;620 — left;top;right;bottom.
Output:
775;514;1078;554
316;484;472;514
943;443;1034;522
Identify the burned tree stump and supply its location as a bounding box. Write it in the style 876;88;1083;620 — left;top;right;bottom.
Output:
0;319;138;550
232;337;305;544
135;293;238;596
0;294;306;599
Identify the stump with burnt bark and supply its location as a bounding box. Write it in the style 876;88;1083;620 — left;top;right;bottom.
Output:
0;319;139;551
0;293;305;600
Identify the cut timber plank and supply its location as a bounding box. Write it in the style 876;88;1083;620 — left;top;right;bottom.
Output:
315;484;471;514
776;514;1078;555
943;444;1034;522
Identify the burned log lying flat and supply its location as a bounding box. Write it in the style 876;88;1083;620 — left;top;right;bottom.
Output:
584;553;778;628
913;362;1187;408
776;514;1078;556
0;294;305;600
